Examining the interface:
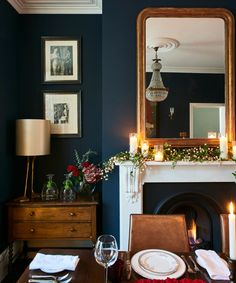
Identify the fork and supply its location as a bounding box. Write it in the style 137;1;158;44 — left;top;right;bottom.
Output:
181;255;196;274
189;255;201;272
28;277;71;283
31;273;69;281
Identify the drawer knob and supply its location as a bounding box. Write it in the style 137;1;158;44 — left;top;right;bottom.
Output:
29;228;35;233
29;211;35;216
69;228;76;232
69;212;76;216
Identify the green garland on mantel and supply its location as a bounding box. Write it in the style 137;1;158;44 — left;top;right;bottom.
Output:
103;144;223;173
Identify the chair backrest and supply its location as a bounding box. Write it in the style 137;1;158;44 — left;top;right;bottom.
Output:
128;214;190;256
220;214;229;255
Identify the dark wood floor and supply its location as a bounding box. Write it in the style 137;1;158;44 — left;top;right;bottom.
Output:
2;258;30;283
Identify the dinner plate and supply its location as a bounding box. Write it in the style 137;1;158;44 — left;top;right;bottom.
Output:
40;267;65;273
131;249;186;279
138;250;179;275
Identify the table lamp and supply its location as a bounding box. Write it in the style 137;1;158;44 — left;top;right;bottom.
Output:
16;119;50;201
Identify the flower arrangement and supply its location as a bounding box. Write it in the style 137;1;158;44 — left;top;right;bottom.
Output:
67;149;104;194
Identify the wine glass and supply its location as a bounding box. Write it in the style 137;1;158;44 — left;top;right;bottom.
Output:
94;234;118;283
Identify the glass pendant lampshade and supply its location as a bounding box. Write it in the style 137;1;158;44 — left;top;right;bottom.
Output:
146;47;169;102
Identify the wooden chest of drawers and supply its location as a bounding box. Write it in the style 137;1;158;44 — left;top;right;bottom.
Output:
7;194;99;248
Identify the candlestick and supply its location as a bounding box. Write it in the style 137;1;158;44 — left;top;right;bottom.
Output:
141;141;149;157
232;141;236;160
220;135;228;159
154;145;164;161
229;202;236;260
129;133;138;155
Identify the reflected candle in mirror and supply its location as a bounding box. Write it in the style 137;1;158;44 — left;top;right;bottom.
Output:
141;141;149;157
129;133;138;155
219;135;228;159
232;141;236;160
208;131;217;138
154;145;164;161
229;202;236;259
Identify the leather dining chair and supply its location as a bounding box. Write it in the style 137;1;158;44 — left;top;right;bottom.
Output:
220;214;229;255
128;214;190;256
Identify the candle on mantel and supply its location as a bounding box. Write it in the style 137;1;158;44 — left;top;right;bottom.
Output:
232;141;236;160
154;145;164;161
129;133;138;155
141;141;149;157
220;135;228;159
229;202;236;259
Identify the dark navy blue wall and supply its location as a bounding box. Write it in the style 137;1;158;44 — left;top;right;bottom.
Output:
0;1;19;252
102;0;236;246
17;14;102;197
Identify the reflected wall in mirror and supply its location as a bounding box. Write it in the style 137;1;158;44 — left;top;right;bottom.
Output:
137;8;235;147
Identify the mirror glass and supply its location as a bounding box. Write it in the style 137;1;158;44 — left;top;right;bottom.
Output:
137;8;235;146
189;103;225;138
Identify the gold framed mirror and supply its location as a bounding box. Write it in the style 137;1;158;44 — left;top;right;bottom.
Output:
137;8;235;147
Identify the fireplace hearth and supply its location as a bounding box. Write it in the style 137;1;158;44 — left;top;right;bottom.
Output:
143;184;236;251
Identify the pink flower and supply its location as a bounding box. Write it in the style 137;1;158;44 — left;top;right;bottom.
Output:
67;165;79;177
82;164;103;184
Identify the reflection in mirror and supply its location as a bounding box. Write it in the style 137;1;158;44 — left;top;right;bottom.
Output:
137;8;235;147
189;103;225;138
145;18;225;139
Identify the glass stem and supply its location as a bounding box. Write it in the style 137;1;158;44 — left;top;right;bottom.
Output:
105;266;108;283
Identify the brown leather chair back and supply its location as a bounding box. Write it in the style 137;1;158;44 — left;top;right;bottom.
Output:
220;214;229;255
128;214;190;256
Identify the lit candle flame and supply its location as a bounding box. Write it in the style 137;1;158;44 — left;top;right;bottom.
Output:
230;201;234;214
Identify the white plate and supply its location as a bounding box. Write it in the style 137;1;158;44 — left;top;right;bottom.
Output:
40;267;65;273
138;250;179;275
131;249;186;279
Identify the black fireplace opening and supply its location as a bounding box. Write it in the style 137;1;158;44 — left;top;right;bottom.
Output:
143;182;236;252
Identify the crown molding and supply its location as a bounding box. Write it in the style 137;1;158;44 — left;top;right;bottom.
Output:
7;0;102;14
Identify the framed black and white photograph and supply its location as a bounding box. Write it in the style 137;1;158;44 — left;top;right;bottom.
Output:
42;37;81;83
43;91;82;137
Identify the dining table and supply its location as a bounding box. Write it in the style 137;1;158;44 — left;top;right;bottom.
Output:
17;249;230;283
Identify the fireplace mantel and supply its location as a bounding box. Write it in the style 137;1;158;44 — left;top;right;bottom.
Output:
118;161;236;250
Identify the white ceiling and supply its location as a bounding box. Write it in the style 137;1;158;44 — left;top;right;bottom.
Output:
146;18;225;73
7;0;102;14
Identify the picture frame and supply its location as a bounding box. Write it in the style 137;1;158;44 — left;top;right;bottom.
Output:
43;91;82;137
41;37;81;83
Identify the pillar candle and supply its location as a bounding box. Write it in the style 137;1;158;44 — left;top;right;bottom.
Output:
232;141;236;160
220;135;228;159
154;145;164;161
229;202;236;259
129;133;138;155
141;141;149;157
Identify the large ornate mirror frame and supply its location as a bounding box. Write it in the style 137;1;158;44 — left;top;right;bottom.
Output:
137;8;235;147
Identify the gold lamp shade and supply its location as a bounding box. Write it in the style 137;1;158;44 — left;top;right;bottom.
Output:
16;119;50;156
16;119;51;201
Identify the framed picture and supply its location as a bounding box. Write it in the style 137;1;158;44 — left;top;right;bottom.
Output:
41;37;81;83
43;91;82;137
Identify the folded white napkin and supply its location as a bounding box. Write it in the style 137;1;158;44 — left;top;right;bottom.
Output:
195;249;230;280
29;253;79;271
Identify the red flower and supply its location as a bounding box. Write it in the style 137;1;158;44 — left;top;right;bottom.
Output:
67;165;79;177
81;161;91;168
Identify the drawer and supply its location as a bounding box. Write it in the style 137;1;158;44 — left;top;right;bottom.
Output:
12;222;92;239
11;206;92;221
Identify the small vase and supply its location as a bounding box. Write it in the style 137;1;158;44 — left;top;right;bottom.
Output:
77;181;95;195
60;174;76;201
41;174;58;201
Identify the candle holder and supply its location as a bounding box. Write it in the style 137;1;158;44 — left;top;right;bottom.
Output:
227;256;236;281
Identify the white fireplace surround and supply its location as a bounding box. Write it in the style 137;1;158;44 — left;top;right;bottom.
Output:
118;161;236;250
